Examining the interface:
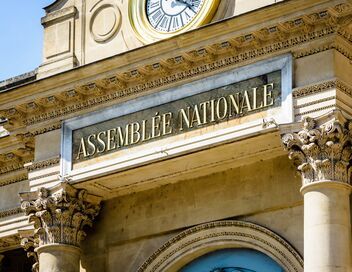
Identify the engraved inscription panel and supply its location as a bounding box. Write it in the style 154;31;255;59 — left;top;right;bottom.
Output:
72;71;281;163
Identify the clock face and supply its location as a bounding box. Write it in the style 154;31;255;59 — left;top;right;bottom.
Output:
146;0;205;33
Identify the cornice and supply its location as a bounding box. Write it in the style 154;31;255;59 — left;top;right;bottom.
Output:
25;156;60;172
0;146;34;176
294;96;336;109
27;171;60;182
293;79;352;98
0;206;23;219
0;161;28;175
0;173;27;187
29;122;61;136
295;105;336;117
41;6;77;26
0;2;351;137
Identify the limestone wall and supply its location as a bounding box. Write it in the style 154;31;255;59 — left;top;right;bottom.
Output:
80;155;303;271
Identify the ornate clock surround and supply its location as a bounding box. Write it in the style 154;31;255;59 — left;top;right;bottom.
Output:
129;0;220;43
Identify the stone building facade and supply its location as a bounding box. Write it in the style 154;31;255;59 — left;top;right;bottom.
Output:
0;0;351;271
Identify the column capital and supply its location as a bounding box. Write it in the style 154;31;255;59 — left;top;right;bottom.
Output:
281;111;352;186
20;182;102;248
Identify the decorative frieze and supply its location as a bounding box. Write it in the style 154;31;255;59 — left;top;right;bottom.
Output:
25;156;60;172
281;111;352;185
0;171;27;187
0;162;26;175
293;79;352;98
20;182;101;247
0;3;351;135
0;206;23;219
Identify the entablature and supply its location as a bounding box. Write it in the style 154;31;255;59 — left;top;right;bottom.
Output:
0;0;351;139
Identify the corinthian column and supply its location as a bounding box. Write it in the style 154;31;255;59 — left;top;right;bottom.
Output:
282;112;352;272
20;182;101;272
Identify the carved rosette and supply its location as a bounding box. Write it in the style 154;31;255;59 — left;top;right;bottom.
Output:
20;182;101;248
282;115;352;185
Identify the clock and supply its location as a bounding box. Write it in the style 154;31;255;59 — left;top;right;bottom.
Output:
146;0;205;33
129;0;220;43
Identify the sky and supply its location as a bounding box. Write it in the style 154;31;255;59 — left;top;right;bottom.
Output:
0;1;53;81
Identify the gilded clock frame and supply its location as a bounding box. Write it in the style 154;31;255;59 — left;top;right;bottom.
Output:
129;0;220;44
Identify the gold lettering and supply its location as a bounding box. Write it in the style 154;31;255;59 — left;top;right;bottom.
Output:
130;122;141;144
162;112;173;135
229;94;240;116
209;99;215;122
151;112;161;138
87;134;97;156
240;91;252;113
76;138;88;159
190;105;202;127
107;129;116;151
97;131;107;153
116;125;129;147
74;78;279;161
263;83;274;107
141;119;151;142
216;97;228;120
199;101;210;124
252;87;263;110
179;107;191;131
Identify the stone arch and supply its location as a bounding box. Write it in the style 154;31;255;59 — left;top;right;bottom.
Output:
138;220;303;272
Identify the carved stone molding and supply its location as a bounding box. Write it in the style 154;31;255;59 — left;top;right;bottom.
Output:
21;236;39;272
25;156;60;172
0;206;23;219
281;111;352;185
138;220;303;272
0;172;27;187
1;2;351;136
20;182;102;247
293;79;352;98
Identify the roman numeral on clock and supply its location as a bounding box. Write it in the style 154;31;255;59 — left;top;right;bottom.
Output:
145;0;206;33
151;8;163;25
193;0;201;8
171;16;181;30
158;15;171;30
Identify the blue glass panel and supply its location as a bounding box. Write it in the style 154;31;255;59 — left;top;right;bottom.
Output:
180;248;284;272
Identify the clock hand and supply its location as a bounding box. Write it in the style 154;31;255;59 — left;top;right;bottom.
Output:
174;0;194;9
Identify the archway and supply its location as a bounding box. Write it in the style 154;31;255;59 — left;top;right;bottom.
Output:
138;221;303;272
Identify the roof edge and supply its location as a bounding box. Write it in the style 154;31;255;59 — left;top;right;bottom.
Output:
43;0;68;13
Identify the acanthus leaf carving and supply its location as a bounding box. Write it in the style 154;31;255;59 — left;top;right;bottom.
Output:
282;113;352;185
21;236;39;272
20;182;101;247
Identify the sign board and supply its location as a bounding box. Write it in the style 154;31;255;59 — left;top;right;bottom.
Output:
61;54;292;180
73;71;281;163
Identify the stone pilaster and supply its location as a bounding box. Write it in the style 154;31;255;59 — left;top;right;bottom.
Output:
20;182;101;272
282;112;352;272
